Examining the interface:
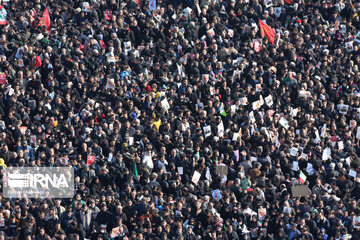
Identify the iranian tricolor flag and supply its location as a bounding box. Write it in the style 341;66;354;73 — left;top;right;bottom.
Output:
0;6;7;25
299;171;307;184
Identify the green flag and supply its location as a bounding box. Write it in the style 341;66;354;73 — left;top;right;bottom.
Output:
134;161;139;180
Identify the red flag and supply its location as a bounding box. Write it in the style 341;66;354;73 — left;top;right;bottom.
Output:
285;0;292;4
38;7;51;33
259;20;276;44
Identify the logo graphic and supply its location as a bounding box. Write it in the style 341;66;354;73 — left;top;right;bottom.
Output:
3;167;74;198
8;174;30;187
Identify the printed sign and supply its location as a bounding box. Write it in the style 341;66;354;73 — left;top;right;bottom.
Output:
161;98;170;111
207;28;215;38
106;78;115;90
290;147;298;157
322;147;331;161
111;227;120;238
337;104;349;115
291;185;310;198
87;155;95;166
203;125;211;138
149;0;157;11
212;189;222;200
253;39;262;52
279;117;289;129
265;95;273;106
215;165;228;176
191;171;201;185
354;216;360;229
104;10;112;20
82;2;90;12
274;7;281;18
0;73;6;84
0;7;7;25
264;0;273;8
258;207;267;221
240;97;248;105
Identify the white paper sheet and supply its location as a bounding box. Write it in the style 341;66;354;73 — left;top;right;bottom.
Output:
107;153;113;162
234;150;240;162
161;98;170;110
322;147;331;161
265;95;274;107
279;117;289;129
192;171;201;184
349;169;357;178
356;127;360;139
221;175;227;184
292;161;299;171
290;147;298;157
306;163;313;174
338;141;344;150
206;167;211;181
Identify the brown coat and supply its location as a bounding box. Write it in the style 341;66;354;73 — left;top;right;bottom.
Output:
248;168;261;181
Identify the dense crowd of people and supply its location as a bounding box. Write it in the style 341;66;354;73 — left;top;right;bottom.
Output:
0;0;360;239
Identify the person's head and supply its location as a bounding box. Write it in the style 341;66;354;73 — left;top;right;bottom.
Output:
24;235;31;240
51;220;60;231
76;201;82;210
75;193;82;201
67;209;72;217
55;199;62;206
101;203;107;212
38;227;45;236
